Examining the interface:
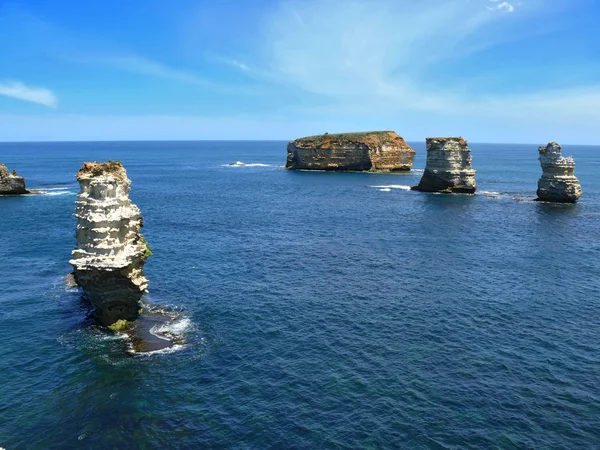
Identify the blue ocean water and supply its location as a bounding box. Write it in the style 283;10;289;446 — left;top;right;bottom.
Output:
1;141;599;449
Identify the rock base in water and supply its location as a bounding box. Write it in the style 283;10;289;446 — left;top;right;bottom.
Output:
412;137;476;193
70;161;151;326
536;142;582;203
0;164;28;195
286;131;416;172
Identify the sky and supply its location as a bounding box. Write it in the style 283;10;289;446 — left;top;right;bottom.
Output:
0;0;599;143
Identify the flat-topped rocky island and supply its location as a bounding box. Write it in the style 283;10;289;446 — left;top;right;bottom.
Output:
286;131;416;172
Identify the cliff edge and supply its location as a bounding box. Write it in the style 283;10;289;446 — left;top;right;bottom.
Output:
69;161;151;326
286;131;415;172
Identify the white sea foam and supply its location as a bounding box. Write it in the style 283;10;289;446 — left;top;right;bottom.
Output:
223;162;279;167
152;317;192;337
370;184;412;191
42;190;76;196
101;332;128;341
131;344;186;356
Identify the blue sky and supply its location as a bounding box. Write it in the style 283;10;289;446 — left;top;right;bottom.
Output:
1;0;599;143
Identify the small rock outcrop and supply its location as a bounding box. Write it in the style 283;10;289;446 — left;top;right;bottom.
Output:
536;142;582;203
286;131;416;172
412;137;476;193
70;161;151;326
0;164;28;195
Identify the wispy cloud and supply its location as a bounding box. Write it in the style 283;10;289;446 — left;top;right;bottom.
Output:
259;0;599;128
263;0;515;98
74;55;213;87
0;81;57;108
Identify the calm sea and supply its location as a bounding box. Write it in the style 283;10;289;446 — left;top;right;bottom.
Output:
1;141;599;449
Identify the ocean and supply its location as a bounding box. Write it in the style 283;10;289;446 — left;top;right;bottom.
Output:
1;141;599;448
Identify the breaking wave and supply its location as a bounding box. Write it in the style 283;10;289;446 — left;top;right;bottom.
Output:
223;161;281;167
370;184;413;192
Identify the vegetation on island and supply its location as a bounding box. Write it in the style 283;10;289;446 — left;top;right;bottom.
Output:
292;131;404;148
107;319;131;332
139;234;153;259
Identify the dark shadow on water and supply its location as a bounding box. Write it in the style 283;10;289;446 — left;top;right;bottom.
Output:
418;191;477;208
534;201;582;220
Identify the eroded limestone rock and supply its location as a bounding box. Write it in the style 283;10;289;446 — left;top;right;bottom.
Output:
0;164;28;195
286;131;416;172
412;137;476;193
70;161;151;326
536;142;582;203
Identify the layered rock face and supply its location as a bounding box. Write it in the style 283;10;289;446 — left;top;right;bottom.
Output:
70;161;151;326
536;142;582;203
0;164;28;195
412;137;476;193
286;131;415;171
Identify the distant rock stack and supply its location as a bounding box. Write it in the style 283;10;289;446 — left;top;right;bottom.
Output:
536;142;582;203
412;137;476;193
286;131;416;172
70;161;151;326
0;164;28;195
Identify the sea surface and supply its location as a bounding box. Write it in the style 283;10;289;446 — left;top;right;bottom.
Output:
1;141;599;449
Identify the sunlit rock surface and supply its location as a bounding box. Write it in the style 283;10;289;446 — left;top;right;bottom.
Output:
412;137;476;193
70;161;151;326
0;164;28;195
286;131;416;172
536;142;582;203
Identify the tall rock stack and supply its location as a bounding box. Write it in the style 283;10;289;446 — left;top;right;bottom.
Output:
536;142;582;203
0;164;28;195
286;131;416;172
412;137;476;193
70;161;151;326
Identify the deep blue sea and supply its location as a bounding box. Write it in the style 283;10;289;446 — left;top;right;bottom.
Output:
1;141;599;449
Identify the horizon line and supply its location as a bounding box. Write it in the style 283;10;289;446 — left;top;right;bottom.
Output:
0;139;598;147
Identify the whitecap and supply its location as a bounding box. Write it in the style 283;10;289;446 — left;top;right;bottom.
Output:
151;317;192;337
223;162;279;167
129;344;186;356
42;191;77;196
370;185;412;191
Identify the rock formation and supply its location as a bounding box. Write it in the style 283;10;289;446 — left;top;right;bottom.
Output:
536;142;582;203
286;131;415;172
70;161;151;326
412;137;476;193
0;164;28;195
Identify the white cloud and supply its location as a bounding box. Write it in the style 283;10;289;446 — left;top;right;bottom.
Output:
263;0;514;99
0;81;57;108
487;1;516;13
257;0;600;134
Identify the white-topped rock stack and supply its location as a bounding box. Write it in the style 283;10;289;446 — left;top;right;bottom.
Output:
536;142;582;203
412;137;476;193
70;161;151;326
0;164;28;195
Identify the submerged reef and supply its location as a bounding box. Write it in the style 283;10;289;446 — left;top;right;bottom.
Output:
412;137;476;193
70;161;151;326
286;131;415;172
0;164;28;195
536;142;582;203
